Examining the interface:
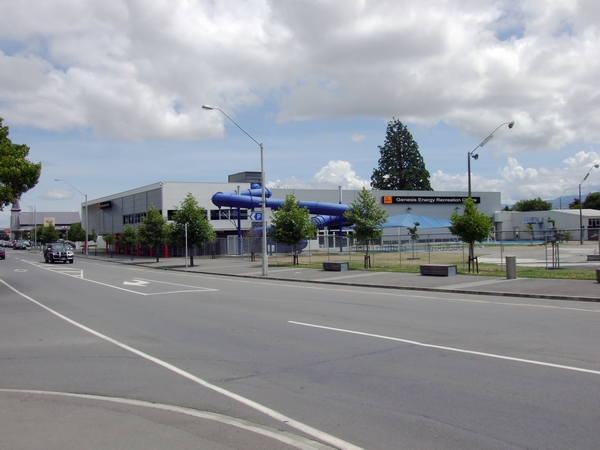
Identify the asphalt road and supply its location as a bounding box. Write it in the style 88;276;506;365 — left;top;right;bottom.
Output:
1;250;599;449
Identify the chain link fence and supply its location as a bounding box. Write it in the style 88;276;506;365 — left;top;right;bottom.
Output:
106;226;600;273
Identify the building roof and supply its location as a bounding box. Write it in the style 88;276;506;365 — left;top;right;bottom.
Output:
14;212;81;227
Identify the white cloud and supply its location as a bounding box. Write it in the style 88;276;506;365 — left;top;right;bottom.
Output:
351;134;366;143
432;149;600;204
267;160;370;190
1;0;599;151
41;188;75;201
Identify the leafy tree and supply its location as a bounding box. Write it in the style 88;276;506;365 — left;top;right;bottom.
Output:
407;222;420;241
37;224;60;244
138;205;167;262
582;192;600;210
269;195;317;265
344;187;389;267
449;198;493;272
371;118;432;191
525;223;534;244
67;222;86;242
568;198;581;209
89;228;98;255
104;232;117;258
0;118;42;209
168;193;216;267
512;197;552;212
407;221;420;259
120;224;138;260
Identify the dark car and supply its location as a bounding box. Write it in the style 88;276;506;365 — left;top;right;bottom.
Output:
0;246;5;259
13;240;28;250
44;242;75;264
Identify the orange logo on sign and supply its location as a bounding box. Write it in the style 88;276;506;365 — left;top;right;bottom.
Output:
383;196;392;204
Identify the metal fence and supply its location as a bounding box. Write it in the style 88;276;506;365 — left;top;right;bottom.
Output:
105;226;599;272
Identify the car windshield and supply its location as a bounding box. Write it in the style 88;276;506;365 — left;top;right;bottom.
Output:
51;243;69;251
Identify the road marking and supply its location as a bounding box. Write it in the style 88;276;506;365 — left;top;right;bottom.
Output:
0;389;333;449
124;279;150;286
289;321;600;376
22;261;217;296
27;261;84;279
0;279;361;450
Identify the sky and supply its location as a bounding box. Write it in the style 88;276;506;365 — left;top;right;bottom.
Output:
2;0;600;228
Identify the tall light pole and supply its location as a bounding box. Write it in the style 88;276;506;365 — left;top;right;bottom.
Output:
578;164;599;245
468;121;515;198
55;179;88;257
559;187;570;210
202;105;268;276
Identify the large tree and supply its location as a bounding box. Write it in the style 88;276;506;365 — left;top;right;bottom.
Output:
344;187;388;267
168;193;216;267
67;222;86;242
449;198;493;272
36;224;60;245
137;204;167;262
269;194;317;265
371;118;432;191
0;118;42;209
512;197;552;212
582;192;600;210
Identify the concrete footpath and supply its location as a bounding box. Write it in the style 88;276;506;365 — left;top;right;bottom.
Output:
88;253;600;303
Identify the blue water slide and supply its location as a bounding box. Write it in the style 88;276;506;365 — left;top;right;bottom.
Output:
211;187;350;232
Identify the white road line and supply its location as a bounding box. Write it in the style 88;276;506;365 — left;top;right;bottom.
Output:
23;261;217;296
0;389;332;450
289;321;600;376
0;279;361;450
320;272;386;282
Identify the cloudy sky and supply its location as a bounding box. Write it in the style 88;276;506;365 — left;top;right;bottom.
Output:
2;0;600;228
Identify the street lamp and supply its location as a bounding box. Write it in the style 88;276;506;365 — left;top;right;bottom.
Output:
578;164;599;245
55;179;88;257
559;187;571;210
202;105;268;276
468;121;515;198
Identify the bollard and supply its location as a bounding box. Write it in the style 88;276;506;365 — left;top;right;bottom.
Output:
506;255;517;279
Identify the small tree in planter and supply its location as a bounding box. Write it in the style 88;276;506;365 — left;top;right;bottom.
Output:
137;204;167;262
525;223;534;245
407;222;420;259
449;198;493;273
120;224;138;260
269;194;317;266
344;187;388;268
104;232;116;258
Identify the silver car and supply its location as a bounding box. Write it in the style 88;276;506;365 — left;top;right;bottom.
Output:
44;242;75;264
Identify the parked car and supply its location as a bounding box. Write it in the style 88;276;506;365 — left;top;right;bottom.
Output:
0;246;5;259
13;240;28;250
44;242;75;264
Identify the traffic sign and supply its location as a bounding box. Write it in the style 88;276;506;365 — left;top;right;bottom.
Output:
249;212;263;222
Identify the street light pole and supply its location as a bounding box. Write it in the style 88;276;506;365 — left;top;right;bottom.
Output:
467;121;515;198
55;179;88;257
466;121;514;267
202;105;268;276
578;164;599;245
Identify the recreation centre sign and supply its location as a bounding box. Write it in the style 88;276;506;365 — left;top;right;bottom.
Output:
382;196;480;204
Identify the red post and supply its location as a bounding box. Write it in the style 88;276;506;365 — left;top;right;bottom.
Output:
164;244;168;258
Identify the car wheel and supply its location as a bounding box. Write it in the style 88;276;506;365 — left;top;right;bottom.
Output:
69;260;74;264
